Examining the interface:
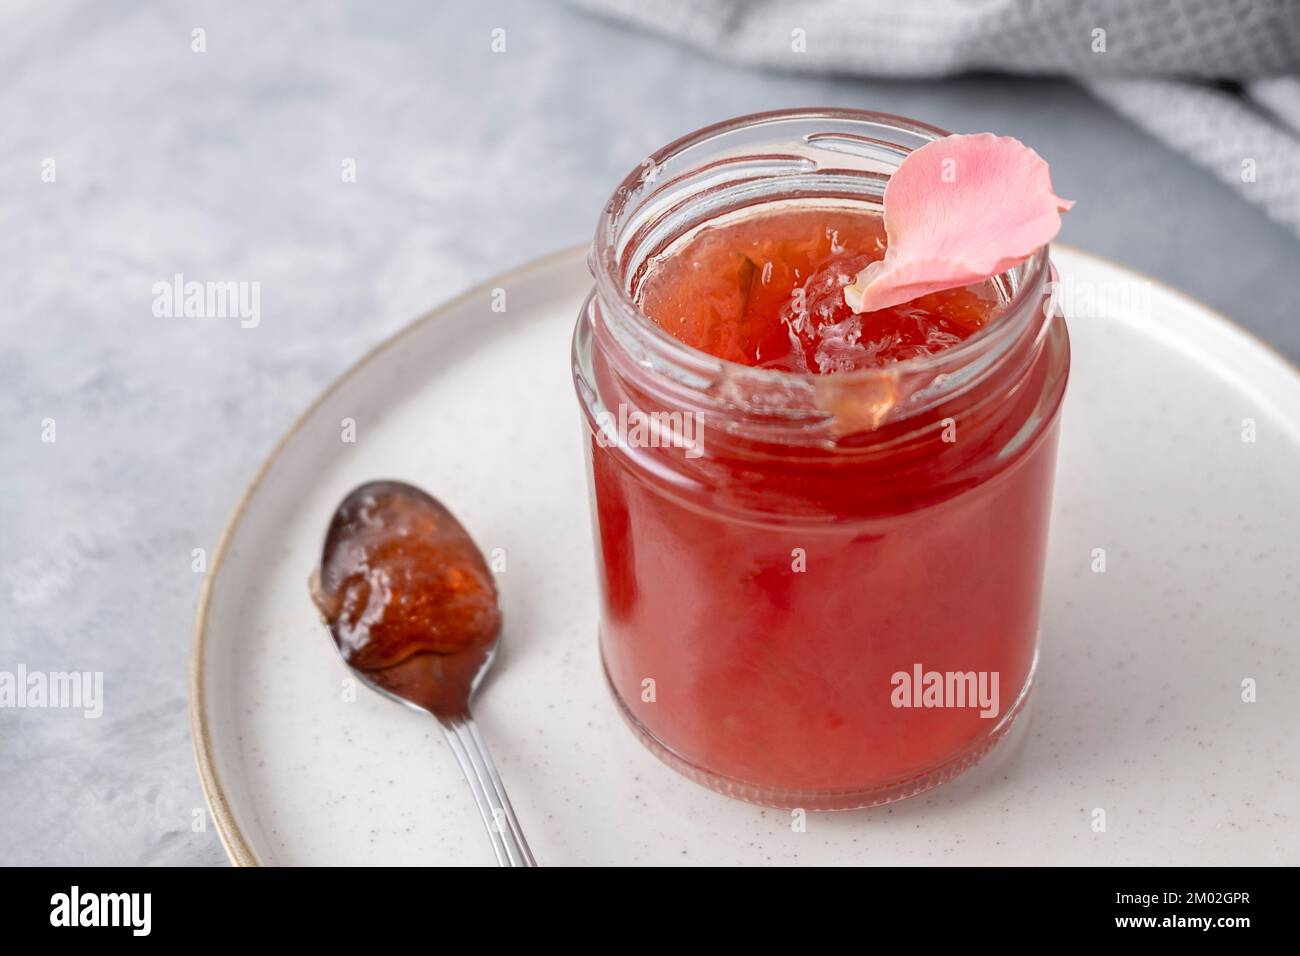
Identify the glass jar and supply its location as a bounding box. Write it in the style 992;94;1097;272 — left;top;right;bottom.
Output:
571;108;1069;809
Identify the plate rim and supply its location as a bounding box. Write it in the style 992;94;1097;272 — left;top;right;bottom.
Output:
188;242;1300;866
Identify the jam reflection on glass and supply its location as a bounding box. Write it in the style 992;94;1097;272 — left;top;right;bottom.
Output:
587;204;1067;801
311;481;500;718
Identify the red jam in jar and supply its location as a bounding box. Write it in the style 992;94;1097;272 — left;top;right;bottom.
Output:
637;206;1000;372
572;110;1069;808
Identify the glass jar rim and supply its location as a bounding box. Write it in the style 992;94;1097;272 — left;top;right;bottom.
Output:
589;107;1053;414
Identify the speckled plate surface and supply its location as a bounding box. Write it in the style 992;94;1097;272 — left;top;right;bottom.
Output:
190;245;1300;866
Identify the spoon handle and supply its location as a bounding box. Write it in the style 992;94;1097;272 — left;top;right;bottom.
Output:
439;714;537;867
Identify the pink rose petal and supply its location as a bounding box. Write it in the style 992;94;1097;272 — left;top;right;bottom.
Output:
844;133;1073;314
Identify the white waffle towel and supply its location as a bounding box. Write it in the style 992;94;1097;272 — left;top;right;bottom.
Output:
568;0;1300;236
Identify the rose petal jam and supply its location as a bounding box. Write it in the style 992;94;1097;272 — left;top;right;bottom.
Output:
575;118;1069;809
638;207;1000;373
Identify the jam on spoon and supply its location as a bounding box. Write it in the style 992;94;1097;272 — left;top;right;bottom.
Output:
311;480;535;866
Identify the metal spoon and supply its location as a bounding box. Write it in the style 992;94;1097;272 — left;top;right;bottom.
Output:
311;480;535;866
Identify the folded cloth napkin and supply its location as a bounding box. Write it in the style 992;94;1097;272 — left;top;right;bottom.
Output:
568;0;1300;236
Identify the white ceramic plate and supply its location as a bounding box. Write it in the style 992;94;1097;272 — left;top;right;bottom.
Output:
190;245;1300;866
